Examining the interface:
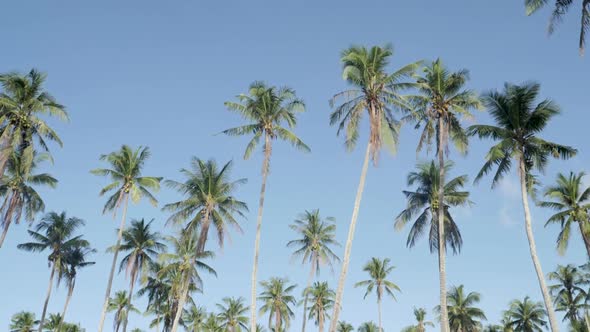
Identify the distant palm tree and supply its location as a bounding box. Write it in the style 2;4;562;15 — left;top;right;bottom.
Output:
401;308;435;332
337;322;354;332
357;322;380;332
0;148;57;248
44;313;64;332
204;313;223;332
482;325;502;332
163;158;248;253
17;211;87;332
108;290;140;332
183;305;207;332
223;81;309;332
217;297;249;332
287;209;340;332
539;172;590;257
10;311;39;332
91;145;162;332
548;264;590;326
435;285;486;332
137;262;168;332
525;0;590;54
503;297;547;332
259;277;297;332
328;45;420;332
469;82;577;332
306;281;335;332
395;161;471;254
355;258;400;332
129;329;143;332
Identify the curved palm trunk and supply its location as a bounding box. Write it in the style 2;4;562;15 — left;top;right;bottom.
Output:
328;142;372;332
98;194;130;332
122;269;138;332
58;280;75;331
0;218;11;248
518;157;559;332
302;264;316;332
577;221;590;259
38;264;57;332
436;118;450;332
319;308;324;332
250;135;272;332
0;194;17;248
171;273;191;332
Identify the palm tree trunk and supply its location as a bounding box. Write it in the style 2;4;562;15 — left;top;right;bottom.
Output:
98;194;130;332
302;265;315;332
0;194;16;248
58;281;75;331
577;221;590;259
319;309;324;332
377;296;383;332
250;134;272;332
122;270;137;332
328;142;371;332
275;310;281;332
517;157;559;332
0;218;11;248
171;272;191;332
437;117;449;332
38;264;57;332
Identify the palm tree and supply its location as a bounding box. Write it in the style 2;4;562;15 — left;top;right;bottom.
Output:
0;148;57;247
163;158;248;253
468;82;577;332
401;308;435;332
160;232;217;332
354;258;400;332
503;297;547;332
183;305;207;332
395;161;471;254
337;322;354;332
137;262;169;332
306;281;335;332
223;81;309;332
258;277;297;332
406;59;481;332
217;297;249;332
204;313;223;332
44;313;64;332
548;264;590;326
357;322;379;332
17;211;88;332
91;145;162;332
525;0;590;54
287;209;340;332
436;285;486;332
10;312;39;332
327;44;420;332
108;290;140;332
538;172;590;257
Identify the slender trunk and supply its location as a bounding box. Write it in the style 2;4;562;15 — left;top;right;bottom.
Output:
302;264;316;332
437;117;449;332
250;135;272;332
319;308;324;332
38;264;56;332
328;142;372;332
58;280;75;331
0;134;11;178
155;294;160;332
171;273;191;332
275;310;281;332
0;218;11;248
377;296;383;332
0;194;16;248
518;157;559;332
122;269;137;332
577;220;590;259
98;194;130;332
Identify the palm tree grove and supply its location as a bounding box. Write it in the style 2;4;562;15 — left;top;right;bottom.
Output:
3;2;590;332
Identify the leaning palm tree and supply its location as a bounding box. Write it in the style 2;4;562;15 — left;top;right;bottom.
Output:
538;172;590;257
468;82;577;332
108;290;140;332
548;264;590;326
401;308;435;332
17;211;88;332
327;45;420;332
10;312;39;332
525;0;590;54
395;161;471;254
306;281;335;332
223;81;309;332
0;148;57;248
406;59;481;332
91;145;162;332
163;158;248;253
354;258;400;332
258;277;297;332
183;305;207;332
357;322;380;332
217;297;249;332
287;209;340;332
503;297;547;332
337;322;354;332
435;285;486;332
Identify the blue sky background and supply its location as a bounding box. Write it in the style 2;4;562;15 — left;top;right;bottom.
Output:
1;1;589;331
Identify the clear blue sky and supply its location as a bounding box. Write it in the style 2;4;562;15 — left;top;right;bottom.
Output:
1;1;589;331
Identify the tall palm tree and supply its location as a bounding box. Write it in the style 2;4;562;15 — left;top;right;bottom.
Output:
108;290;140;332
306;281;335;332
525;0;590;54
258;277;297;332
401;308;435;332
287;209;340;332
0;69;68;176
223;81;309;332
327;45;420;332
217;297;249;332
183;305;207;332
0;148;57;247
548;264;590;326
436;285;486;332
163;158;248;253
468;82;577;332
395;161;471;254
137;262;169;332
17;211;88;332
10;312;39;332
538;172;590;257
91;145;162;332
337;322;354;332
406;59;481;332
357;322;379;332
160;233;216;332
503;297;547;332
354;258;400;332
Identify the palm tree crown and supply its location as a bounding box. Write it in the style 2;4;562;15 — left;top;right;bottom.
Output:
503;297;547;332
436;285;487;332
107;290;140;332
355;258;400;301
9;311;39;332
258;277;297;331
548;264;590;324
401;308;435;332
217;297;249;332
337;322;355;332
306;281;335;332
357;322;380;332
